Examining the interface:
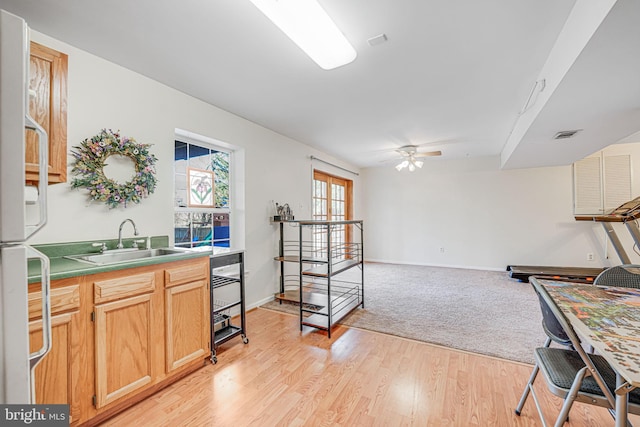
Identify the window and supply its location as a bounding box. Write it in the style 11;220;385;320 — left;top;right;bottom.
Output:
174;140;231;248
312;170;353;258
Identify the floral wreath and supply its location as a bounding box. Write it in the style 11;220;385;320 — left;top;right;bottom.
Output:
70;129;158;208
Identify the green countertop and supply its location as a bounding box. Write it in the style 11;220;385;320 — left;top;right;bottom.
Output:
28;236;211;283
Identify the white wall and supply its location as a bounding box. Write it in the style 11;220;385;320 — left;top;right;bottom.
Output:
30;29;640;303
28;31;361;308
361;144;640;271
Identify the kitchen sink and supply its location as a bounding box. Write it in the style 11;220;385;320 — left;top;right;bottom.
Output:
65;248;191;265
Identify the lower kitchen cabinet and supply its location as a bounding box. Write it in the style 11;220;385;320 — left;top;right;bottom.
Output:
28;256;210;426
92;271;159;409
94;294;154;407
28;278;81;424
164;262;209;373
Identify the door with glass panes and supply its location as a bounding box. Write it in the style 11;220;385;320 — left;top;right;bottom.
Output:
312;170;353;258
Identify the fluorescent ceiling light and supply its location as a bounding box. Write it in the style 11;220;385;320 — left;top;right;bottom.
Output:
249;0;357;70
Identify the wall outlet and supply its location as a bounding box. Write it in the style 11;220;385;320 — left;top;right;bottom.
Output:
587;253;594;261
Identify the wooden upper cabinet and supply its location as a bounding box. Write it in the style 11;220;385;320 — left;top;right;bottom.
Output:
26;41;68;186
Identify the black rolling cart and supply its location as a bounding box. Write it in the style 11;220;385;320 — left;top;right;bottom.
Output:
210;250;248;364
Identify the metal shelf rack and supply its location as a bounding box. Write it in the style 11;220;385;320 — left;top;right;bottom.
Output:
297;220;364;337
273;220;306;303
209;251;248;364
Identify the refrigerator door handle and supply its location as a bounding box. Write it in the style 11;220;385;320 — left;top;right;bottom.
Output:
26;246;51;403
24;114;48;239
23;32;48;239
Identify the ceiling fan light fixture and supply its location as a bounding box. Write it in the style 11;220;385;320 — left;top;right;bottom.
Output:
395;158;423;172
396;160;409;171
249;0;357;70
393;145;440;171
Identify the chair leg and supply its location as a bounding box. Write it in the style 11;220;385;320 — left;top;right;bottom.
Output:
553;366;588;427
515;363;540;415
516;337;551;416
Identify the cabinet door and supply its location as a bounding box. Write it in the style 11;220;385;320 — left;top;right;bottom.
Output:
26;41;68;185
29;311;81;424
165;279;209;372
94;294;153;408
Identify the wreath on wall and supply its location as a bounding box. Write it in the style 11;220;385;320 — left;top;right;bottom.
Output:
70;129;158;208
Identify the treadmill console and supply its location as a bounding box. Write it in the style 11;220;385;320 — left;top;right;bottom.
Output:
575;195;640;222
609;195;640;219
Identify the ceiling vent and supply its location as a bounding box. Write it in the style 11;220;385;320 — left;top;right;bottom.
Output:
553;129;582;140
367;34;388;46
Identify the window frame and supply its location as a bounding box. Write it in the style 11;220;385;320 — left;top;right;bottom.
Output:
174;135;233;249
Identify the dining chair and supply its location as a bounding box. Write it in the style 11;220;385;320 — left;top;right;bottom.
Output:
514;278;574;417
515;277;640;427
594;264;640;288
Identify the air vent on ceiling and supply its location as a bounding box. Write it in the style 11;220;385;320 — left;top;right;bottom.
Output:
554;129;582;140
367;34;388;46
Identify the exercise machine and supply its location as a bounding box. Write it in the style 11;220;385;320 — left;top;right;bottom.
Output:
574;195;640;264
508;196;640;282
506;265;604;282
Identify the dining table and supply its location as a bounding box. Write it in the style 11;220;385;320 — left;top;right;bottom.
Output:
537;278;640;427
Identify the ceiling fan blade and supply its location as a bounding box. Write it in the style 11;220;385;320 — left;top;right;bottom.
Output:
415;139;463;148
377;145;442;166
414;150;442;158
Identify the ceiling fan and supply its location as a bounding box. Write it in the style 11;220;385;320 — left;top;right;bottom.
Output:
394;145;441;171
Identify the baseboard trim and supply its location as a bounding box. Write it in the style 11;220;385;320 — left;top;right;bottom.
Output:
247;294;275;311
364;258;505;272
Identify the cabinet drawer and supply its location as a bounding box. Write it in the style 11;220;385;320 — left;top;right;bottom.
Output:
29;284;80;320
94;272;156;304
165;262;208;288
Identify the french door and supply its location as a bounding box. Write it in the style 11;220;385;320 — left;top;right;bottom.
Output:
312;170;353;259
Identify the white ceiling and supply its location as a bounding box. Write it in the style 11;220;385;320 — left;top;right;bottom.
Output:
1;0;638;169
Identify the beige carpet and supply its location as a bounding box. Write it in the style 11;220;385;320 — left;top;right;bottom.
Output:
261;262;546;364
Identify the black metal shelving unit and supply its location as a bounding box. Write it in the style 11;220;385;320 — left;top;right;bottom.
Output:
297;220;364;338
209;251;248;364
273;220;302;303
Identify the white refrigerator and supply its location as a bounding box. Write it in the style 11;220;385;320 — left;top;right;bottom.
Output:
0;9;52;404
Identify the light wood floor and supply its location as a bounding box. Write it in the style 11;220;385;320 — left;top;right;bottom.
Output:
101;308;637;426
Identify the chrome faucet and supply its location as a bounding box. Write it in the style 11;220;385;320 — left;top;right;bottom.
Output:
117;219;139;249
